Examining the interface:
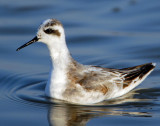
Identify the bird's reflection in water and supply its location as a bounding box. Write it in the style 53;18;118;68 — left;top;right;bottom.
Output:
47;90;152;126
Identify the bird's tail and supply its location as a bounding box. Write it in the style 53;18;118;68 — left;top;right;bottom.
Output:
115;63;156;97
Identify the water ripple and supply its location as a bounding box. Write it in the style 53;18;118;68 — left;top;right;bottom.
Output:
0;72;49;107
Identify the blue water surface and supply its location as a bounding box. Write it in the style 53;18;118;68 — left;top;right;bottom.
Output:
0;0;160;125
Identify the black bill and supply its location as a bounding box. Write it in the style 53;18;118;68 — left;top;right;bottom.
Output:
16;36;39;51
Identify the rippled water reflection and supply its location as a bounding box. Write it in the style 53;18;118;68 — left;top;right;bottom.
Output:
0;0;160;126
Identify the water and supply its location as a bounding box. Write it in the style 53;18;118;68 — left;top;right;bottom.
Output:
0;0;160;125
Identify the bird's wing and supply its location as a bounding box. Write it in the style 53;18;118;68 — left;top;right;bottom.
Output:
85;63;155;96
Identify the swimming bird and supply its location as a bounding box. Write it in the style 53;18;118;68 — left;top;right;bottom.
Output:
16;19;156;104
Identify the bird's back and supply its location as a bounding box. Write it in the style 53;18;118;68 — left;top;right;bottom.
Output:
63;62;155;104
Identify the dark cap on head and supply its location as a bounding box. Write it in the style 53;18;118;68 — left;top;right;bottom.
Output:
44;19;62;27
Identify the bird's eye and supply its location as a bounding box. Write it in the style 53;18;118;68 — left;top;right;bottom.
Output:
44;28;61;36
44;28;54;34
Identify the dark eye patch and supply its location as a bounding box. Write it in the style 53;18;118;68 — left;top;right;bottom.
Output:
44;28;61;36
44;28;54;34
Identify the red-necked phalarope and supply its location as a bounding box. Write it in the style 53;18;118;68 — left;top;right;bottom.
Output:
16;19;156;104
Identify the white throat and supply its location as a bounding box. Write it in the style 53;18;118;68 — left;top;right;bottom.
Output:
48;38;71;69
44;36;72;98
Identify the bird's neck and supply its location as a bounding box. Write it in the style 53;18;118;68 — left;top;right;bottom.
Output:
45;38;74;97
47;39;72;72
